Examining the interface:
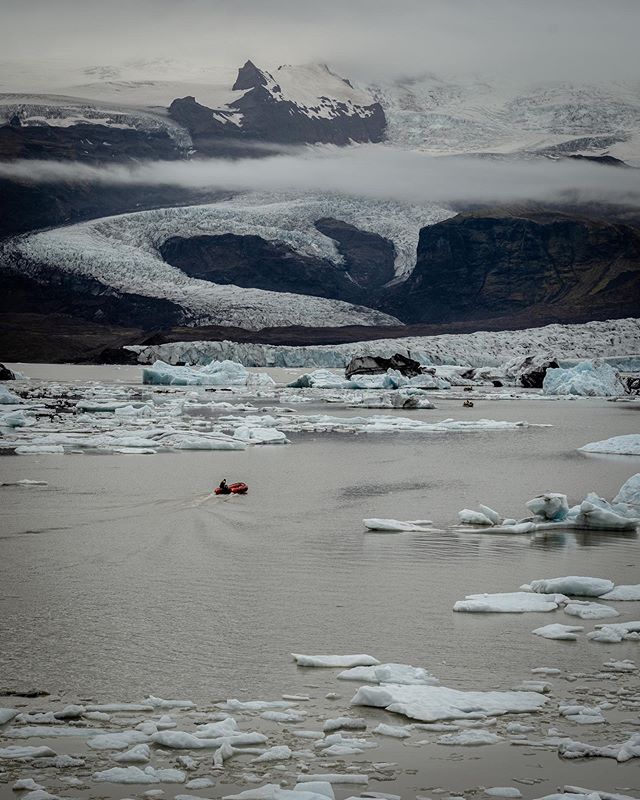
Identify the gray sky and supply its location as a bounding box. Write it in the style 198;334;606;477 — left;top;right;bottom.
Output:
2;0;639;84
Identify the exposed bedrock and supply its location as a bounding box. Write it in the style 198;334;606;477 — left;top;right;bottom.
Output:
159;223;396;304
383;211;640;324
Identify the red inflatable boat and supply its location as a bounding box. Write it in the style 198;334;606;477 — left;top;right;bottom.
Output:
214;482;248;495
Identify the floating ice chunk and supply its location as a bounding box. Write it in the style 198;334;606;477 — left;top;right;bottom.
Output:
505;722;535;734
261;710;306;723
580;435;640;456
526;576;614;597
218;698;295;711
543;361;626;397
323;717;367;732
351;684;547;722
576;500;639;531
478;504;501;524
113;743;151;764
7;725;101;738
288;370;353;390
373;723;412;738
54;704;85;719
437;730;502;745
143;360;273;388
0;410;34;428
194;718;238;738
0;385;22;403
613;473;640;507
337;662;439;686
559;705;607;725
458;509;495;526
531;667;561;675
296;774;369;785
18;790;59;800
532;624;583;641
0;708;18;724
154;714;177;729
317;733;376;752
603;659;637;672
454;592;565;613
252;745;292;762
93;765;186;783
564;601;619;620
558;732;640;761
526;494;570;521
151;731;217;749
0;746;56;759
0;479;48;486
485;789;521;798
362;518;432;532
173;435;246;451
512;681;551;694
87;731;150;750
587;621;640;643
145;696;195;709
234;426;289;445
601;584;640;601
563;785;640;800
185;778;216;789
13;778;45;791
292;730;324;739
292;654;379;668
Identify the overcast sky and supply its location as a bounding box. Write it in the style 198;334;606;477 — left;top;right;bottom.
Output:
2;0;639;84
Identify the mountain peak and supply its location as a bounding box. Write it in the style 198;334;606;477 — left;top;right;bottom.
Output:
232;60;269;91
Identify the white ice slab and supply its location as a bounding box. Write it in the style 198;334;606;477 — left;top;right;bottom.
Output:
292;654;379;668
532;624;584;641
351;684;547;722
564;601;619;620
525;576;614;597
454;591;566;613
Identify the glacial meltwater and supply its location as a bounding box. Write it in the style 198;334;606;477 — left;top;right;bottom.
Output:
1;365;639;799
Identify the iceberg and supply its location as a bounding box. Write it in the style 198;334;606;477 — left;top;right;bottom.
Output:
453;592;566;613
292;653;379;668
525;493;570;521
526;576;614;597
458;509;495;526
614;473;640;507
351;683;547;722
0;385;22;404
587;621;640;643
143;360;274;388
543;360;627;397
579;435;640;456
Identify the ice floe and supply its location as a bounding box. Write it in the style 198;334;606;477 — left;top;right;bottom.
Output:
362;518;433;532
292;654;379;668
558;732;640;761
587;621;640;643
323;717;367;732
559;705;607;725
485;789;522;798
0;708;18;724
600;584;640;601
437;729;502;745
580;434;640;456
525;576;614;597
351;684;547;722
543;360;627;397
143;360;275;388
93;765;186;783
564;601;619;620
0;385;22;404
532;624;584;641
453;592;566;613
0;746;57;759
337;663;439;686
113;743;151;763
373;723;412;738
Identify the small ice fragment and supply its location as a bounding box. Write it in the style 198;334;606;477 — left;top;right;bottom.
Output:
293;654;379;668
373;723;412;738
532;624;583;641
296;774;369;784
600;584;640;601
484;789;522;798
454;592;564;613
185;778;216;789
527;576;614;597
12;779;45;791
0;746;57;759
458;509;494;526
144;696;195;709
438;730;501;745
113;744;151;763
252;745;292;762
93;766;186;784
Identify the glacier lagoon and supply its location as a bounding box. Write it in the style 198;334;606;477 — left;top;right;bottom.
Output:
0;364;639;799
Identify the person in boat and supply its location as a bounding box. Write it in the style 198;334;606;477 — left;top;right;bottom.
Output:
218;478;229;493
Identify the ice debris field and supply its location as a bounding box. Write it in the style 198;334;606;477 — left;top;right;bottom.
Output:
1;636;640;800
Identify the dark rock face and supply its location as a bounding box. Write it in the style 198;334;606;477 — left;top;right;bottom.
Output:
159;233;361;302
0;121;185;163
384;211;640;324
0;265;187;329
345;354;424;379
314;218;396;288
0;363;16;380
170;61;386;152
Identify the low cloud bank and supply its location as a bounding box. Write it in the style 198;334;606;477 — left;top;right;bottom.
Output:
2;146;639;206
